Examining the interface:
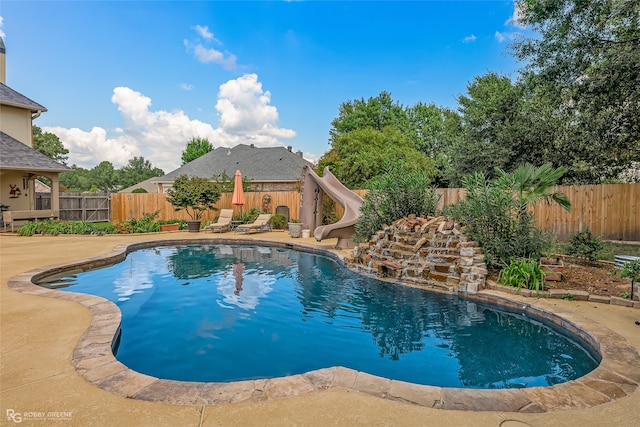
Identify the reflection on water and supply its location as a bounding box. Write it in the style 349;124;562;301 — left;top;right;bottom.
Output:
38;244;598;387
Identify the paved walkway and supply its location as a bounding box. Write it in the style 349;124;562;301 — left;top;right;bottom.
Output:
2;231;639;426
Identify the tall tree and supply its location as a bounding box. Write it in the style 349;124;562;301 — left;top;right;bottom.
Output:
181;136;213;165
32;125;69;164
90;161;118;192
329;91;409;143
318;127;435;189
510;0;640;183
446;73;527;186
118;157;164;189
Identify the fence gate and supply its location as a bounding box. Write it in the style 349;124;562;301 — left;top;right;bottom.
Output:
36;192;111;222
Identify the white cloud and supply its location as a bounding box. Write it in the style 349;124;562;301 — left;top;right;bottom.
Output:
185;25;237;70
463;34;477;43
44;75;296;172
179;82;193;91
506;1;528;29
194;25;215;41
0;16;5;38
495;31;520;43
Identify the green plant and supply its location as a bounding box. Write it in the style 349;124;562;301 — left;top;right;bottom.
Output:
269;214;287;230
354;161;440;242
289;218;300;223
497;258;546;294
120;211;161;233
565;226;603;261
166;175;221;220
444;170;554;268
620;291;631;299
131;188;148;193
617;259;640;300
243;208;263;224
562;293;576;301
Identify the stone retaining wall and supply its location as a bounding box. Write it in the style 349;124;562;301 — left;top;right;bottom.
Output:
346;215;487;294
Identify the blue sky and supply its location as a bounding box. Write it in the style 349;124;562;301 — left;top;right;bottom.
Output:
1;1;527;173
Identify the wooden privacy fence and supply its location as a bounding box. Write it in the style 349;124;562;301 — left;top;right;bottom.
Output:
110;183;640;241
36;192;110;222
111;191;302;224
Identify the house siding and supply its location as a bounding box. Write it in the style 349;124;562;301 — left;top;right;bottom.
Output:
0;105;32;145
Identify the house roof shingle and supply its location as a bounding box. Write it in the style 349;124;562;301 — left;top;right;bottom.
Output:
0;131;70;172
153;144;314;183
0;82;48;113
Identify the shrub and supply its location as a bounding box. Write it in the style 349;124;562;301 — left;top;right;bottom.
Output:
16;219;110;236
354;162;440;242
243;208;262;224
565;226;603;261
121;211;160;233
131;188;148;193
498;258;546;294
444;171;554;268
269;213;287;229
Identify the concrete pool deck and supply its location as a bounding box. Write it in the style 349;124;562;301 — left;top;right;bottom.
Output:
1;231;639;426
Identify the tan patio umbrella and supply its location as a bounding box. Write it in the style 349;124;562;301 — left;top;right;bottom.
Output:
231;169;245;218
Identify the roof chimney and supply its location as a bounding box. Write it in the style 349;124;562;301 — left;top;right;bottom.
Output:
287;145;292;152
0;37;6;85
250;143;255;148
297;150;303;157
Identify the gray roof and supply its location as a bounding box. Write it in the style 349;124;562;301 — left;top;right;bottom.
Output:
154;144;314;183
118;176;160;193
0;131;70;172
0;82;47;113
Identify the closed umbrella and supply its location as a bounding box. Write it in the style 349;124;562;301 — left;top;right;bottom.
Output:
232;169;245;218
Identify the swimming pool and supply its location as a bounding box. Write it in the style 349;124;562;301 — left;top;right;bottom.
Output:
39;243;598;389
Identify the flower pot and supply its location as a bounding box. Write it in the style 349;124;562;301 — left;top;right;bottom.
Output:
186;220;202;233
288;222;302;238
302;229;310;239
160;223;179;232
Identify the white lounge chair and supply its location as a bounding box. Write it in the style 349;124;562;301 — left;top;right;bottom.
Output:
235;214;272;234
207;209;234;233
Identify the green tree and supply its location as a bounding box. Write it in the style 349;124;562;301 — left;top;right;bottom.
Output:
318;127;435;189
510;0;640;183
59;165;92;192
166;175;221;220
446;73;527;186
329;91;409;142
181;136;213;165
118;156;164;189
90;161;118;192
32;125;69;164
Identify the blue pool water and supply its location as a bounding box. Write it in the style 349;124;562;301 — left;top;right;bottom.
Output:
41;244;598;388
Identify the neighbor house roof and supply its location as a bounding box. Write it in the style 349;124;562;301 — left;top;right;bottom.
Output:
153;144;314;183
0;131;70;172
0;82;48;113
118;177;160;193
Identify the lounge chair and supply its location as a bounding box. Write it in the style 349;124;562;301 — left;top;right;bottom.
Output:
2;211;14;232
207;209;234;233
235;214;272;234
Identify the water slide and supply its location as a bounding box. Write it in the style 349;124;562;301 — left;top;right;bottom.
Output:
299;166;363;249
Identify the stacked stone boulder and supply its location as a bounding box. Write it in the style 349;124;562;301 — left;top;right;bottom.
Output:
347;215;487;294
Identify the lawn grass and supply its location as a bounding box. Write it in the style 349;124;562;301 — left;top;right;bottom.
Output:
558;241;640;262
599;242;640;262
